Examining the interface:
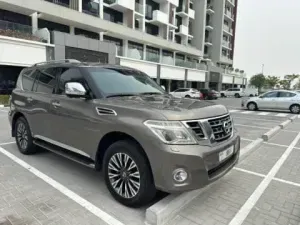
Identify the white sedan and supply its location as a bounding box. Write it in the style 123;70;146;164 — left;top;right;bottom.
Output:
241;90;300;114
170;88;200;99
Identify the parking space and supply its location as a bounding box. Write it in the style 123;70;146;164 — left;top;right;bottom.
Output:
0;98;299;225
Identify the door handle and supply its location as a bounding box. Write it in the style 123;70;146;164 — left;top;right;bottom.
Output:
51;102;61;108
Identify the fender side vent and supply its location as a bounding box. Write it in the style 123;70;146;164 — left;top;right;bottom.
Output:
96;107;117;115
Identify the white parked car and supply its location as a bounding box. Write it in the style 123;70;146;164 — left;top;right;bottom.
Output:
241;90;300;114
220;88;258;98
170;88;200;99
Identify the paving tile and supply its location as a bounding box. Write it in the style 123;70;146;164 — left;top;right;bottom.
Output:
268;130;299;146
237;144;285;175
242;180;300;225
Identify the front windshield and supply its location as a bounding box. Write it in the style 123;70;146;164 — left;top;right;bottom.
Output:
86;67;165;96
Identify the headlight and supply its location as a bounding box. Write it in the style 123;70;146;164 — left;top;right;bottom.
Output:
144;120;197;145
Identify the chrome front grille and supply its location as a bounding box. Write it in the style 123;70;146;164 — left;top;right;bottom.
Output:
184;114;233;143
208;115;232;142
186;121;205;139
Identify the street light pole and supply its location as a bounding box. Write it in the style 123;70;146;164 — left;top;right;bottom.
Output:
262;64;264;74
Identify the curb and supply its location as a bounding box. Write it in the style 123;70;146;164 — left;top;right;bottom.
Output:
279;119;291;129
145;117;297;225
262;125;281;141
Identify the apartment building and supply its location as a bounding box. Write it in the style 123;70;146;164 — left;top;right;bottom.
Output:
0;0;246;94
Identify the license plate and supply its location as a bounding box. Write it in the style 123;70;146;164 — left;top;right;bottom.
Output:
219;146;234;162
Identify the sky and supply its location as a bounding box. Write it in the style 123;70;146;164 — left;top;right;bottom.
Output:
233;0;300;78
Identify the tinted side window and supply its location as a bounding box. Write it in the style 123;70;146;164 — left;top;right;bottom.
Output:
227;89;233;91
57;68;84;95
21;69;35;91
278;92;296;98
263;92;278;98
33;69;57;94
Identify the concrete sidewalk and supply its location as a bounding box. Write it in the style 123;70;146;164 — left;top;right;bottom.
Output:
168;119;300;225
0;152;108;225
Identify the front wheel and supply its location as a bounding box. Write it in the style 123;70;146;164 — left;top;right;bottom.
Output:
185;95;191;98
103;140;156;207
15;117;37;155
290;104;300;114
221;93;225;98
247;102;257;111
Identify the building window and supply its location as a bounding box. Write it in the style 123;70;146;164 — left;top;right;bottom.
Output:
0;9;31;26
128;41;144;60
65;46;108;63
145;23;159;36
103;35;123;56
75;28;99;40
104;7;123;24
82;0;99;17
175;35;181;44
145;0;159;20
146;46;159;63
38;19;70;33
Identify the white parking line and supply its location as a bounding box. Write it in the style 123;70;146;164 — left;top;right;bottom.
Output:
233;167;266;178
0;141;16;146
0;146;124;225
257;112;270;116
275;113;289;117
273;178;300;188
228;132;300;225
241;111;254;114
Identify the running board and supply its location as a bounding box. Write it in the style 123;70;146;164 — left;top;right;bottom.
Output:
33;139;95;169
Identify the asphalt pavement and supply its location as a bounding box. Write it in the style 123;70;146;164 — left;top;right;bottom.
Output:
0;98;299;225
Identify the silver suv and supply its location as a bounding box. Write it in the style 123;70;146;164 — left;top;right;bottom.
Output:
8;60;240;207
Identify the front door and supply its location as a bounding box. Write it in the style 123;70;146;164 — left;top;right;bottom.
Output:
256;91;279;109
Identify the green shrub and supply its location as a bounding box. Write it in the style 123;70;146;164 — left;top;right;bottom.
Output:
0;95;10;106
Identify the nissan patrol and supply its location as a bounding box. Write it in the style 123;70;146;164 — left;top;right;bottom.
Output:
9;59;240;207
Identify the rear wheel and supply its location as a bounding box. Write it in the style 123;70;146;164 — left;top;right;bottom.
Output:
185;95;191;98
249;94;254;97
290;104;300;114
103;140;156;207
247;102;257;111
235;93;240;98
15;117;37;155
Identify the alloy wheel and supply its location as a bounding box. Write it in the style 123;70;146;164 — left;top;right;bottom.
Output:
291;105;300;114
248;103;256;110
16;122;28;150
108;153;141;199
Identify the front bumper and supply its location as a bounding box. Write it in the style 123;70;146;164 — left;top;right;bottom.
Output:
149;132;240;193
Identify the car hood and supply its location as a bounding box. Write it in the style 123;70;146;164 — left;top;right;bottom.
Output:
93;95;228;120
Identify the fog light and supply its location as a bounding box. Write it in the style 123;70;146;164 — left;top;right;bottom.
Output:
173;168;188;183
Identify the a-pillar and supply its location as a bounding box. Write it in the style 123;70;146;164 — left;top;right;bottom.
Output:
30;12;38;34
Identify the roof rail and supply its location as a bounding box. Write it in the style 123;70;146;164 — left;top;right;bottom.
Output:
33;59;81;66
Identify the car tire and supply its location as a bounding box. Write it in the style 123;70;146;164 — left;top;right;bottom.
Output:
103;140;156;207
185;95;191;98
235;93;240;98
247;102;257;111
249;94;253;97
221;93;225;98
290;104;300;114
15;117;37;155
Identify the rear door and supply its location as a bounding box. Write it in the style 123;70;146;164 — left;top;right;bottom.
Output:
30;67;59;138
277;91;297;110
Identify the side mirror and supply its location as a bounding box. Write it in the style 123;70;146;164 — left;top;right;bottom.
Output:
161;85;166;90
65;82;87;98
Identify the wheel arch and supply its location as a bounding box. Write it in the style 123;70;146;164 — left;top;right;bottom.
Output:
95;132;153;175
11;112;26;137
247;101;258;109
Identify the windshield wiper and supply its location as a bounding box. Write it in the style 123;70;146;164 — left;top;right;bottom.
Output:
106;93;138;98
139;92;163;96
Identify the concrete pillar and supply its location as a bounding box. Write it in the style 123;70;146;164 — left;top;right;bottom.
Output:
232;76;235;88
157;65;161;85
159;48;163;63
142;0;146;32
218;74;223;91
70;26;75;35
205;81;209;89
99;32;104;41
143;44;147;60
173;52;176;66
123;40;128;57
167;80;171;93
31;12;38;34
99;0;104;19
184;69;188;88
78;0;82;12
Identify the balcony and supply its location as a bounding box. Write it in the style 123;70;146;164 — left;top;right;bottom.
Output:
148;10;168;26
206;5;215;14
205;22;214;31
176;25;188;36
223;25;233;35
44;0;79;10
188;9;195;19
224;11;234;21
205;38;213;46
0;20;44;43
152;0;179;7
104;0;134;12
221;55;233;64
135;2;144;15
222;41;232;49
